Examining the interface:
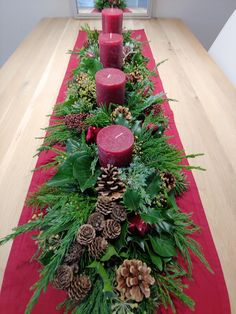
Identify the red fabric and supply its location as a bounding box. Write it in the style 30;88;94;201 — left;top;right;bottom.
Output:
92;8;132;13
0;30;230;314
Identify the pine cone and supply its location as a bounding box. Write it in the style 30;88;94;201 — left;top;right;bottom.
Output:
102;219;121;239
88;237;108;259
68;274;91;302
87;212;105;231
156;193;167;208
116;259;155;303
126;70;143;84
77;224;96;246
160;172;176;191
96;164;125;200
111;204;127;222
112;106;132;121
64;241;84;265
52;265;73;290
96;196;116;216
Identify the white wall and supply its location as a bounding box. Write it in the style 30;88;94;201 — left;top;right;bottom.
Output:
0;0;73;65
152;0;236;49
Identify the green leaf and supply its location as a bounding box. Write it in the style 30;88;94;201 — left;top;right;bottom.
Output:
87;261;113;293
131;120;142;136
113;221;128;252
114;113;130;127
146;172;160;199
123;188;141;211
149;235;177;257
73;152;101;192
47;153;79;187
66;139;80;154
100;245;119;262
79;57;103;77
145;242;163;271
141;208;162;224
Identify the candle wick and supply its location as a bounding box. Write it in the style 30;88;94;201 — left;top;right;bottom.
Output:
107;74;111;78
110;33;112;39
115;132;124;139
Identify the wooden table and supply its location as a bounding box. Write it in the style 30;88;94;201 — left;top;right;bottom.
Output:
0;18;235;312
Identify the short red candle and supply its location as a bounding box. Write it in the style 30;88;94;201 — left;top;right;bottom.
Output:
95;68;126;107
102;8;123;34
99;33;123;69
97;125;134;167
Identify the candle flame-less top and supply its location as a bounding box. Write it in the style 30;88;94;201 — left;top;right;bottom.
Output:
96;68;126;86
102;8;123;16
97;125;134;153
99;33;122;46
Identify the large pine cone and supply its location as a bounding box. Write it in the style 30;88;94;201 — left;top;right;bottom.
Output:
77;224;96;246
116;259;155;302
52;265;73;290
111;204;127;222
64;241;84;265
88;237;108;260
68;274;91;302
96;196;116;216
87;212;105;231
96;164;125;200
102;219;121;239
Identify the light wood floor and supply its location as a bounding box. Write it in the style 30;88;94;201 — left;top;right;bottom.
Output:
0;18;235;311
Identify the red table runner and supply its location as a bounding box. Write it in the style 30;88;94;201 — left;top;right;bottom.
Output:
0;30;230;314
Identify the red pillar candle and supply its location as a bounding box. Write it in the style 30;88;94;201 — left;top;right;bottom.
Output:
95;68;126;106
97;125;134;167
99;33;123;69
102;8;123;34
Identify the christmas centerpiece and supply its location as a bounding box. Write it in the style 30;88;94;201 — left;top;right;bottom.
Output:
0;13;214;314
95;0;127;11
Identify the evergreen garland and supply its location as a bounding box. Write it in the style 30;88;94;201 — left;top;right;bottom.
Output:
0;25;212;314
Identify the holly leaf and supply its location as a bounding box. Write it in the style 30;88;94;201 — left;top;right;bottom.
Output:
47;153;79;187
87;261;113;293
123;188;141;211
79;57;103;77
73;152;101;192
149;235;177;257
100;245;119;262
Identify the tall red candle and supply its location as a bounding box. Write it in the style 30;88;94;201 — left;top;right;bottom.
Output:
99;33;123;69
102;8;123;34
97;125;134;167
95;68;126;107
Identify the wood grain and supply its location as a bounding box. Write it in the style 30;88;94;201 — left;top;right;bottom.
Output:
0;18;235;312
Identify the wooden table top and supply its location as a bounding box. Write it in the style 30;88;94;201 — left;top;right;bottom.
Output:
0;18;235;311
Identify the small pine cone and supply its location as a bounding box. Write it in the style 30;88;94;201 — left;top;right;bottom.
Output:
96;164;125;200
77;224;96;246
87;212;105;231
126;70;143;84
88;237;108;259
68;274;91;302
111;204;127;222
96;196;116;216
112;106;132;121
102;219;121;239
52;265;73;290
64;241;84;265
116;259;155;303
74;72;89;85
160;172;176;191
